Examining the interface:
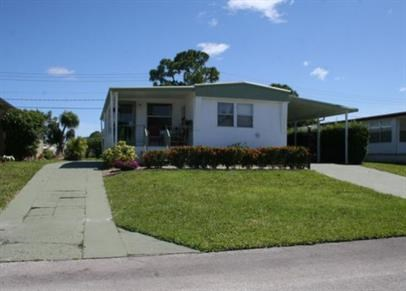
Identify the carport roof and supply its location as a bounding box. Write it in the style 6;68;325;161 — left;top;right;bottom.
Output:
287;97;358;122
102;81;358;120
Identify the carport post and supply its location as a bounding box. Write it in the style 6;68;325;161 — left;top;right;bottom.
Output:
294;121;298;146
345;112;349;164
317;119;321;163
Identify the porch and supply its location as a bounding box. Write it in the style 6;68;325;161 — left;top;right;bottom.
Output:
101;87;195;150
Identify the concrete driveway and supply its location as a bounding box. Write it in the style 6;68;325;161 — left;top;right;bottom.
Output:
1;237;405;290
0;161;195;262
312;163;406;198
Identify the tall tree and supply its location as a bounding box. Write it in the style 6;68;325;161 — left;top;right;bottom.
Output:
47;111;79;155
149;49;220;86
271;83;299;97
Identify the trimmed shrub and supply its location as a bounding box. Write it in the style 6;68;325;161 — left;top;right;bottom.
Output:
218;147;245;169
167;147;190;169
240;148;260;169
287;122;368;164
142;150;168;168
101;141;137;167
64;137;88;161
141;146;310;170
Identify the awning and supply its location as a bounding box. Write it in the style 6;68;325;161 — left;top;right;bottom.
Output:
288;97;358;122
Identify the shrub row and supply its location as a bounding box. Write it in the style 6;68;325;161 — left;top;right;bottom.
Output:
287;122;369;164
142;146;310;170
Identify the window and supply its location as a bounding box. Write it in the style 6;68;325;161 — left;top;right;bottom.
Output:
237;104;253;128
368;120;392;143
400;118;406;142
218;102;234;127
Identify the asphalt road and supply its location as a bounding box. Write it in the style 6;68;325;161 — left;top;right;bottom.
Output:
1;237;406;291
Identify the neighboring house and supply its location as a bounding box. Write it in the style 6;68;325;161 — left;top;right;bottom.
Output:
0;98;15;155
100;81;357;159
353;112;406;163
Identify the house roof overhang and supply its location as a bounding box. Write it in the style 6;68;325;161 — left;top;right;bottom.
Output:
100;81;358;122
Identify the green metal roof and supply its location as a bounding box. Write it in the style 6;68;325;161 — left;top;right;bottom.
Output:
101;81;357;120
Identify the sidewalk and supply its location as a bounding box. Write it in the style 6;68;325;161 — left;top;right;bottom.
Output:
0;161;195;262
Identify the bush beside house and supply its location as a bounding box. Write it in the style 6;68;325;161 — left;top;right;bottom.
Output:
101;141;137;167
288;122;368;164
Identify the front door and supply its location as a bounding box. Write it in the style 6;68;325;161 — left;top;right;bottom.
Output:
147;103;172;146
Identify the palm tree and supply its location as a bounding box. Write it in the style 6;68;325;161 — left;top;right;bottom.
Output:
47;111;79;155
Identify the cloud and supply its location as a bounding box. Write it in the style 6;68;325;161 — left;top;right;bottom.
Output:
310;67;329;80
400;87;406;92
227;0;290;23
208;18;218;27
197;42;230;57
303;60;309;67
47;66;75;77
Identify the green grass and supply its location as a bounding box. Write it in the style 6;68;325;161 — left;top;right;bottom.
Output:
0;160;50;209
363;162;406;177
105;170;406;252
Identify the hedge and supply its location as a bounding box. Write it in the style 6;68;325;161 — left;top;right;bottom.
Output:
287;122;369;164
142;146;310;170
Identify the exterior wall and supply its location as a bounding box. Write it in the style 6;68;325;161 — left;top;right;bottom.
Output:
192;96;288;148
364;116;406;162
364;118;397;154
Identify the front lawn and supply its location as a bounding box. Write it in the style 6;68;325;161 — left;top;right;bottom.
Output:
0;161;50;209
363;162;406;177
105;170;406;251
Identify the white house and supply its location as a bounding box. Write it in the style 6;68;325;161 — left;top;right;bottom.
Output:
354;112;406;163
100;82;357;161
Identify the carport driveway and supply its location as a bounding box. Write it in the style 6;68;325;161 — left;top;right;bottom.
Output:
312;163;406;198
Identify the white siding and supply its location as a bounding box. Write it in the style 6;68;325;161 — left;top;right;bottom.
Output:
192;96;288;148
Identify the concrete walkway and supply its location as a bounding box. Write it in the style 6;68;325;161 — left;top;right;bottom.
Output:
0;161;195;262
312;164;406;198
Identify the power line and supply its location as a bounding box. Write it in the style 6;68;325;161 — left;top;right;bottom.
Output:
6;98;104;102
18;106;102;110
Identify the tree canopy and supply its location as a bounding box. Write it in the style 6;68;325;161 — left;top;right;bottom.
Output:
0;109;47;160
271;83;299;97
149;49;220;86
47;111;80;155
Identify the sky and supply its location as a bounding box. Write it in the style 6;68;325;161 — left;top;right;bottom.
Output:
0;0;405;136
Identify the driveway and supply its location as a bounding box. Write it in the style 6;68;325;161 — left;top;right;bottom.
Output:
312;164;406;198
0;161;195;262
1;237;406;290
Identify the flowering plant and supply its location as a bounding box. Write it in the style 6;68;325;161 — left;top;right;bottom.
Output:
113;159;139;171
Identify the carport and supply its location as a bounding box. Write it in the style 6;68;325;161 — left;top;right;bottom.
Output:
287;97;358;164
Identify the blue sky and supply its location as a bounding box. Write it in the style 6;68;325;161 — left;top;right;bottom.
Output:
0;0;405;136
